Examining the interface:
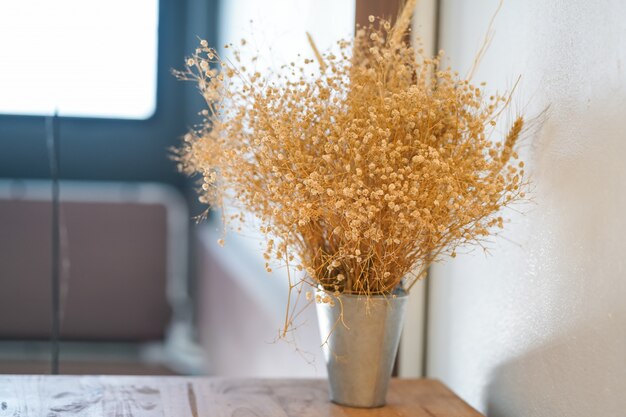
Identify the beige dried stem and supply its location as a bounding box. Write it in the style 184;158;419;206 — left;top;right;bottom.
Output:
306;32;326;71
467;0;504;80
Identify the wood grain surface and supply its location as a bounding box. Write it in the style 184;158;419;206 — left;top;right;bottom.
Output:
0;376;484;417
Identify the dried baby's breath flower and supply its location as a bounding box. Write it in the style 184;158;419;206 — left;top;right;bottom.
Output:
174;0;529;336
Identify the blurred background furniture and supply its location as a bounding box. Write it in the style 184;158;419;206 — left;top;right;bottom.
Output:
0;180;203;374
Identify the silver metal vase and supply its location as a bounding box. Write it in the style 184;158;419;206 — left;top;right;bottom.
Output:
316;288;408;408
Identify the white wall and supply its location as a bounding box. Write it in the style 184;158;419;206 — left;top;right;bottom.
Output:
196;223;326;377
428;1;626;416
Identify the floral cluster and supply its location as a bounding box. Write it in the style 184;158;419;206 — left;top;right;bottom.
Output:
174;0;527;334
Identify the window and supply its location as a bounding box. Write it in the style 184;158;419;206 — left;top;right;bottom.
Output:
0;0;159;119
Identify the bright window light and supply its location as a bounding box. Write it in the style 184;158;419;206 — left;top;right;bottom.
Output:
0;0;159;119
220;0;355;75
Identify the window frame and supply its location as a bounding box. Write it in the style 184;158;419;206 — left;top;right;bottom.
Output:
0;0;218;186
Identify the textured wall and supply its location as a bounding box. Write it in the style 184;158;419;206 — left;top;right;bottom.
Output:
428;1;626;415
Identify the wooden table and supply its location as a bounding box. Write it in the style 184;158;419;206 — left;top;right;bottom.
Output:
0;376;483;416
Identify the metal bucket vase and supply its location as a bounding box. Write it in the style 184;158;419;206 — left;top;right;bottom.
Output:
316;289;408;408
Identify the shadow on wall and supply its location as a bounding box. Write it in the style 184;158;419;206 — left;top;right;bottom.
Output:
485;309;626;417
484;86;626;416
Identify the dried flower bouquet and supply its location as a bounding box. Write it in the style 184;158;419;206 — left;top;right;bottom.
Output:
175;0;527;335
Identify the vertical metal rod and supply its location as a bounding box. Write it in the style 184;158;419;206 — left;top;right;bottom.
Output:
46;113;60;375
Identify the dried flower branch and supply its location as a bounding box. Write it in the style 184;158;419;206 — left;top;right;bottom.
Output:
174;1;529;334
306;32;326;71
389;0;417;49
